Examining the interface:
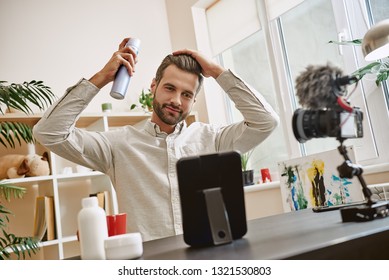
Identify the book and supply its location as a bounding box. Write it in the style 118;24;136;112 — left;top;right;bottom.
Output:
89;192;105;209
32;196;56;241
89;191;113;215
33;196;47;241
45;196;56;241
104;190;112;216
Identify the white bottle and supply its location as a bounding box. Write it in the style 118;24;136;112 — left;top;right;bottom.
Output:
78;197;108;260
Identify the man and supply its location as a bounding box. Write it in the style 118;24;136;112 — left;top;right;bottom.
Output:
33;38;279;241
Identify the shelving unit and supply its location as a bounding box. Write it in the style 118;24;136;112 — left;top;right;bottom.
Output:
1;111;175;260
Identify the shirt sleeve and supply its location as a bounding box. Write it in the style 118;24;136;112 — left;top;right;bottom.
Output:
214;70;280;154
33;79;114;174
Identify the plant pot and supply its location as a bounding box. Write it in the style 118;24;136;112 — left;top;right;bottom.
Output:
242;170;254;186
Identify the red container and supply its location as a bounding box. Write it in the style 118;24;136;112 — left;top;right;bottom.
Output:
106;213;127;236
261;168;272;183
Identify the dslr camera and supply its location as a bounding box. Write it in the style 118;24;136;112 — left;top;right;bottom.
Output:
292;64;364;143
292;106;363;143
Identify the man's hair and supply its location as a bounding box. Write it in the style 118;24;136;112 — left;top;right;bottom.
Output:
155;54;204;94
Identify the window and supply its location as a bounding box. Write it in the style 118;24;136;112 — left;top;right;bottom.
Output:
195;0;389;179
219;31;289;175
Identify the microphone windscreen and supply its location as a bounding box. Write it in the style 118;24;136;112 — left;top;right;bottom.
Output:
295;63;343;109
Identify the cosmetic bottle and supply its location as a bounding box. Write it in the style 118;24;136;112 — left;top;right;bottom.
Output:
78;197;108;260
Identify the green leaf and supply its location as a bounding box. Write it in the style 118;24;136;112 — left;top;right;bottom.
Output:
241;149;254;171
0;182;26;202
0;208;40;259
0;121;34;148
0;80;55;115
328;39;362;45
377;71;389;86
352;61;381;81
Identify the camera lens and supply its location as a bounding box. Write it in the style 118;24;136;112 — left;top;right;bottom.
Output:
292;109;340;143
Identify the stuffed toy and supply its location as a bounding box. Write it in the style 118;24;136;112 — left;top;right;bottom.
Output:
0;152;50;180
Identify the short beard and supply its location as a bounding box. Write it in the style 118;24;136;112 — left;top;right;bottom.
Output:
153;99;188;126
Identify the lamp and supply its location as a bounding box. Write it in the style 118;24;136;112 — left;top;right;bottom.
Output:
362;19;389;61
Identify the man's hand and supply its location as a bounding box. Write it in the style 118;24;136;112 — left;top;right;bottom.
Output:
172;49;226;79
89;38;138;89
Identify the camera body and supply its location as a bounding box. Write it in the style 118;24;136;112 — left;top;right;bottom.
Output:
292;107;363;143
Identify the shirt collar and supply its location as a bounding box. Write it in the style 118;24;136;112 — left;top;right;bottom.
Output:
144;119;186;138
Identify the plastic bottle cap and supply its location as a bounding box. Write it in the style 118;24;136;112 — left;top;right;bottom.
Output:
82;197;98;208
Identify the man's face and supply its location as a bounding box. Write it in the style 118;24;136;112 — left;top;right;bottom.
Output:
151;65;198;126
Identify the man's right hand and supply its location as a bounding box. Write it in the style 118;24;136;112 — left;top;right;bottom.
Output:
89;38;138;89
172;49;225;79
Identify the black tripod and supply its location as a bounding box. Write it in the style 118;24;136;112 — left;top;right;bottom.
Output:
336;138;389;222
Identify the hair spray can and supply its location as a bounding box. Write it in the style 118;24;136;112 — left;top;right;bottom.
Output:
110;38;141;100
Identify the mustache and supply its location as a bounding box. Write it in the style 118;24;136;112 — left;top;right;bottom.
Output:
162;103;182;113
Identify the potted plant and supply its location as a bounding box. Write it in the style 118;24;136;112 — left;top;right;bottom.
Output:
0;80;55;259
241;150;255;186
130;88;153;112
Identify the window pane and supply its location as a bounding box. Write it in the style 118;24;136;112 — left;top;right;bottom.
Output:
220;31;288;180
368;0;389;106
370;0;389;23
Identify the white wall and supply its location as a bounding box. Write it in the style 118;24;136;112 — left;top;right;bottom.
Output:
165;0;209;123
0;0;172;113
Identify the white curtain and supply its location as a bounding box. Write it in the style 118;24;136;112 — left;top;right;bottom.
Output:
205;0;305;55
206;0;261;55
264;0;304;20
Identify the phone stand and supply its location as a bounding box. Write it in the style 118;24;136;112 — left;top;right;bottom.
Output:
203;187;233;245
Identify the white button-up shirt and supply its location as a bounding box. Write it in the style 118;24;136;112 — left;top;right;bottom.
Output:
33;70;279;241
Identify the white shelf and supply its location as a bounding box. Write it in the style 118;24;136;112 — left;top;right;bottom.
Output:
244;181;280;193
2;175;54;184
61;235;78;243
56;171;104;180
0;112;153;260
